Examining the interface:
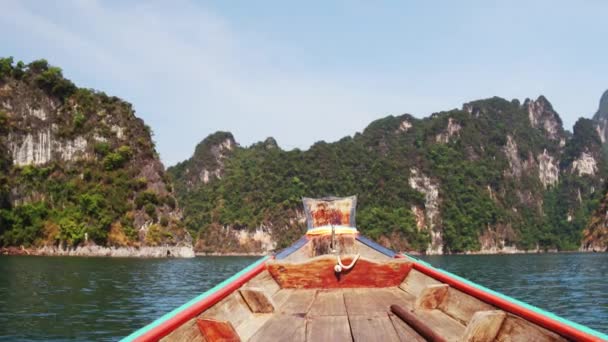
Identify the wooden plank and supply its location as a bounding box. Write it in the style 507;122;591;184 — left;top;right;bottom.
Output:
308;290;346;316
400;269;442;297
349;314;401;342
438;287;495;324
272;289;294;309
159;317;204;342
235;314;273;341
306;316;352;341
239;287;274;313
248;314;306;342
461;310;506;342
278;289;317;314
415;284;449;310
196;318;241;342
344;288;416;316
199;292;253;330
267;255;412;288
281;241;312;262
388;313;426;342
412;309;465;342
244;270;281;297
495;314;568;342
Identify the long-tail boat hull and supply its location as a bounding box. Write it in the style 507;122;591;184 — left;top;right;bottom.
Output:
123;233;608;342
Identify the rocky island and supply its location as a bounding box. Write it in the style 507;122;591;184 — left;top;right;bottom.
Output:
1;57;607;257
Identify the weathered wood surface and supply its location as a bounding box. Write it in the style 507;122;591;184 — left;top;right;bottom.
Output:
349;314;401;342
413;309;466;342
277;289;316;314
306;315;351;341
310;234;357;256
239;287;274;313
495;314;568;342
400;268;442;297
244;270;281;297
390;304;447;342
388;313;426;342
308;289;346;316
199;292;253;331
196;318;240;342
438;287;495;324
344;288;415;316
461;310;506;342
159;317;204;342
234;314;273;341
248;314;306;342
267;255;412;288
415;284;449;310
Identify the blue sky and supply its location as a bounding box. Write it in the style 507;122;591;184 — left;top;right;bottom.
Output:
1;0;606;165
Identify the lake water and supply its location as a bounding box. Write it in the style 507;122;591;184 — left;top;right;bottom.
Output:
0;253;606;341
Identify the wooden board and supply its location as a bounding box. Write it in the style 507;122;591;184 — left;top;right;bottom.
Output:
495;314;568;342
461;310;506;342
267;255;412;288
308;290;346;316
196;318;240;342
235;314;273;341
400;269;442;297
306;316;352;341
244;270;281;297
438;287;495;324
239;287;274;313
412;309;465;342
344;288;416;316
199;292;253;330
248;314;306;342
349;314;401;342
277;289;317;314
159;317;204;342
388;313;426;342
415;284;449;310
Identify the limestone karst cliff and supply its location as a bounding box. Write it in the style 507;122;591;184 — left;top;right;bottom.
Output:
170;94;607;254
0;58;191;252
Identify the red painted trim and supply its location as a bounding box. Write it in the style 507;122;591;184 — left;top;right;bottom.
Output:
133;258;270;342
412;262;603;342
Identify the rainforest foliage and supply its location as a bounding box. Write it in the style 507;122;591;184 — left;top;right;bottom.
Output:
0;57;182;248
171;97;607;252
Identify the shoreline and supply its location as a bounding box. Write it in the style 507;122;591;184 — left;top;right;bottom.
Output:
0;245;195;258
1;245;604;258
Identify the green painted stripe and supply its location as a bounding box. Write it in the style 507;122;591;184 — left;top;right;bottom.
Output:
403;254;608;340
121;256;270;342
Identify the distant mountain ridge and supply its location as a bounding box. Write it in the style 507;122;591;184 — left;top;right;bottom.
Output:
170;91;608;254
0;57;192;253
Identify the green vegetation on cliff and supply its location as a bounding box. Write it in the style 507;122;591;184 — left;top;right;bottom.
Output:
170;96;606;253
0;57;187;248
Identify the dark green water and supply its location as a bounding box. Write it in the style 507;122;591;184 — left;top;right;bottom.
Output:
0;253;605;341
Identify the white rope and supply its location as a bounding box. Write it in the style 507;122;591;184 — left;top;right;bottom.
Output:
334;254;360;273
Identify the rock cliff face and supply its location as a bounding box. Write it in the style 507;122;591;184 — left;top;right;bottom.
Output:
171;93;608;254
0;58;191;253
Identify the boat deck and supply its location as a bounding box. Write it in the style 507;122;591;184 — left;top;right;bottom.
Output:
248;287;460;342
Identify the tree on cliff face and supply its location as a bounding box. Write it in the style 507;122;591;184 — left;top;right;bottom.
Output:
170;94;608;254
0;57;189;248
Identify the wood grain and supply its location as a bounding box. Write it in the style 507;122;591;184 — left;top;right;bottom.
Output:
239;287;274;313
461;310;506;342
267;255;412;288
438;287;495;324
495;314;568;342
196;318;241;342
388;313;426;342
400;269;442;297
159;317;204;342
415;284;449;310
248;314;306;342
308;289;346;316
349;314;401;342
306;316;352;341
